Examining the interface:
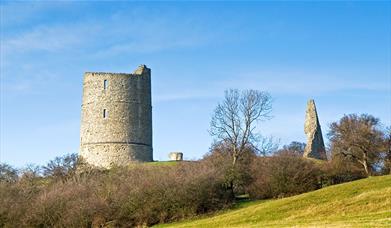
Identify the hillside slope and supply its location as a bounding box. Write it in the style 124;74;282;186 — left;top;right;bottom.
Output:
157;175;391;228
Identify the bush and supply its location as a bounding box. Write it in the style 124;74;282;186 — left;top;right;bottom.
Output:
247;154;322;199
319;158;366;187
42;153;78;181
203;144;255;196
0;150;371;227
0;161;232;227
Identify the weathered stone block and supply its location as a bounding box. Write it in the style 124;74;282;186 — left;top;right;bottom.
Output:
168;152;183;161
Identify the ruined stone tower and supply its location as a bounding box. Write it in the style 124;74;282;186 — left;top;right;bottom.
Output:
303;99;327;160
79;65;153;168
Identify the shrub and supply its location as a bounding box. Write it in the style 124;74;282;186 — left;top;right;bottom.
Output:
0;150;371;227
247;154;322;199
203;145;255;196
319;158;366;187
0;161;232;227
42;153;78;181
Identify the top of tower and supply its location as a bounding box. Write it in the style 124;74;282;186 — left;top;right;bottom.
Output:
307;99;315;107
133;64;150;75
304;99;319;134
84;64;151;76
306;99;319;116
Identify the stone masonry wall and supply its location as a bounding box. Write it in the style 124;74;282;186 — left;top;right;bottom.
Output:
79;65;153;168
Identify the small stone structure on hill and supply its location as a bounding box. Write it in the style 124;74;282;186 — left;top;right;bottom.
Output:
303;99;327;160
169;152;183;161
79;65;153;168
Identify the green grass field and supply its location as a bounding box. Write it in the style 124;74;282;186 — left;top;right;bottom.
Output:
145;161;179;166
156;175;391;228
123;161;180;169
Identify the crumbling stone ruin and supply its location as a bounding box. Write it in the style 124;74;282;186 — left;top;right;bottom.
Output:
169;152;183;161
303;99;327;160
79;65;153;168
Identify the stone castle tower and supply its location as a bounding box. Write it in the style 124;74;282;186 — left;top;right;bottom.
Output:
79;65;153;168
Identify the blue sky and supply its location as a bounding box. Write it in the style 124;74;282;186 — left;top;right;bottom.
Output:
1;1;390;167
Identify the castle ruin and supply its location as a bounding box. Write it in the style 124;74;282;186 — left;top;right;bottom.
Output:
79;65;153;168
168;152;183;161
303;99;327;160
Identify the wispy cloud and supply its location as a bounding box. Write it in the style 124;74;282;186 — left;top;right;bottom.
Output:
1;4;229;95
2;5;220;57
152;67;390;103
2;24;99;53
95;33;208;56
154;90;220;103
220;69;390;95
0;1;73;28
91;11;219;56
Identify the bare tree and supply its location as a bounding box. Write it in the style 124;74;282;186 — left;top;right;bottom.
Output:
43;153;78;181
276;141;306;157
210;89;272;166
0;163;18;183
258;136;280;156
19;164;42;182
328;114;386;176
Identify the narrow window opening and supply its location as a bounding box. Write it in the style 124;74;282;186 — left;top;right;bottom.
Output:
103;80;108;90
103;109;107;118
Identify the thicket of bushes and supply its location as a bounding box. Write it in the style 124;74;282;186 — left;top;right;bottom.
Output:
247;154;321;199
245;153;365;199
0;151;368;227
0;159;232;227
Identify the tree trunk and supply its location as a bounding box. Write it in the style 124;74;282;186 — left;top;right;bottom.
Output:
231;149;238;199
362;159;369;176
229;181;235;199
232;155;237;166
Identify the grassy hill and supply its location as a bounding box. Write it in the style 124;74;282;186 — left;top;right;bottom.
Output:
156;175;391;228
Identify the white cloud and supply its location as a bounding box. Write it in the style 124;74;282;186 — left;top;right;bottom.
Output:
2;23;101;54
151;67;390;104
153;90;220;103
91;15;217;56
220;69;390;95
2;5;219;57
0;1;73;28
